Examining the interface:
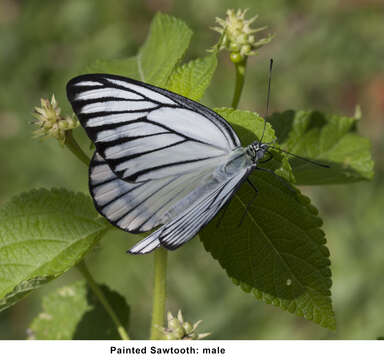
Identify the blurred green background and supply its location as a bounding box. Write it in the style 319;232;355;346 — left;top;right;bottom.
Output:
1;0;383;340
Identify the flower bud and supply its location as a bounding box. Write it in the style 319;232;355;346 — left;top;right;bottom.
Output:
165;333;177;340
169;317;182;331
211;9;273;61
183;322;193;333
32;95;79;144
230;52;244;63
159;310;211;340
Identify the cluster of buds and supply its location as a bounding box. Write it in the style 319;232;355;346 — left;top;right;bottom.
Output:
212;9;273;63
159;310;210;340
32;95;79;144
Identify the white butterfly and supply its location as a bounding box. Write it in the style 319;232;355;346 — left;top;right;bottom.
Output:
66;74;284;254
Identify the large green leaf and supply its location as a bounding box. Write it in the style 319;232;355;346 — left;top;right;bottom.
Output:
86;13;193;87
167;54;217;101
268;110;374;185
138;12;192;86
28;281;130;340
0;188;109;311
200;108;335;330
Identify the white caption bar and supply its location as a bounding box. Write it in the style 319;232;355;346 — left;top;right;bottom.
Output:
1;340;383;360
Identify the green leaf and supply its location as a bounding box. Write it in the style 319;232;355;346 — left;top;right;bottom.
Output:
167;54;217;101
268;110;374;185
139;13;193;86
0;188;109;311
28;281;90;340
86;13;193;87
200;108;335;330
275;156;296;184
0;276;55;315
73;283;130;340
28;281;130;340
214;107;275;144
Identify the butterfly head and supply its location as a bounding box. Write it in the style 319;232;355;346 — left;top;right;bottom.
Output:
246;141;269;164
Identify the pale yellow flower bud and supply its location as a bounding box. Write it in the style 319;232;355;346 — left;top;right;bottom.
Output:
159;310;211;340
32;95;79;144
211;8;273;60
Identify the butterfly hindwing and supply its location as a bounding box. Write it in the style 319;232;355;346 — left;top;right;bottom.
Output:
89;151;233;234
128;167;251;254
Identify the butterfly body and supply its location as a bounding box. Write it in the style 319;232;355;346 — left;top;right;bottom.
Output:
67;74;269;254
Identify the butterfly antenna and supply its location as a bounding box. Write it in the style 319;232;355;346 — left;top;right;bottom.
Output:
268;146;330;168
260;59;274;144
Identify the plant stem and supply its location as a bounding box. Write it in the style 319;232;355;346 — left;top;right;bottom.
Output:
231;57;248;109
65;126;129;339
77;261;130;340
150;247;168;340
64;130;90;166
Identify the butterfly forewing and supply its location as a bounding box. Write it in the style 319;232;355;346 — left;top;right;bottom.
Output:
67;74;240;182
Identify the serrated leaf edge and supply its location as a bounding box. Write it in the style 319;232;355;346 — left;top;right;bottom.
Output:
202;185;335;330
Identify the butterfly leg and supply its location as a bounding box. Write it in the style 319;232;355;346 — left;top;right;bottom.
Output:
237;179;259;227
215;200;232;228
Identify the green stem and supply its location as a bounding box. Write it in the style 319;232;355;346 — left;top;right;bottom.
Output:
64;130;90;166
231;57;248;109
77;261;130;340
150;247;168;340
65;128;130;339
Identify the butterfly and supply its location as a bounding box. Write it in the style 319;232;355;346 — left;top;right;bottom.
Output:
66;73;326;254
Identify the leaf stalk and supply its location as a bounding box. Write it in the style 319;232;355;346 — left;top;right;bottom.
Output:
64;130;91;166
77;261;130;340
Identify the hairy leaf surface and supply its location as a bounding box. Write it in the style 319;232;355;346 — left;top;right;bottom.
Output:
0;189;109;311
167;54;217;101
